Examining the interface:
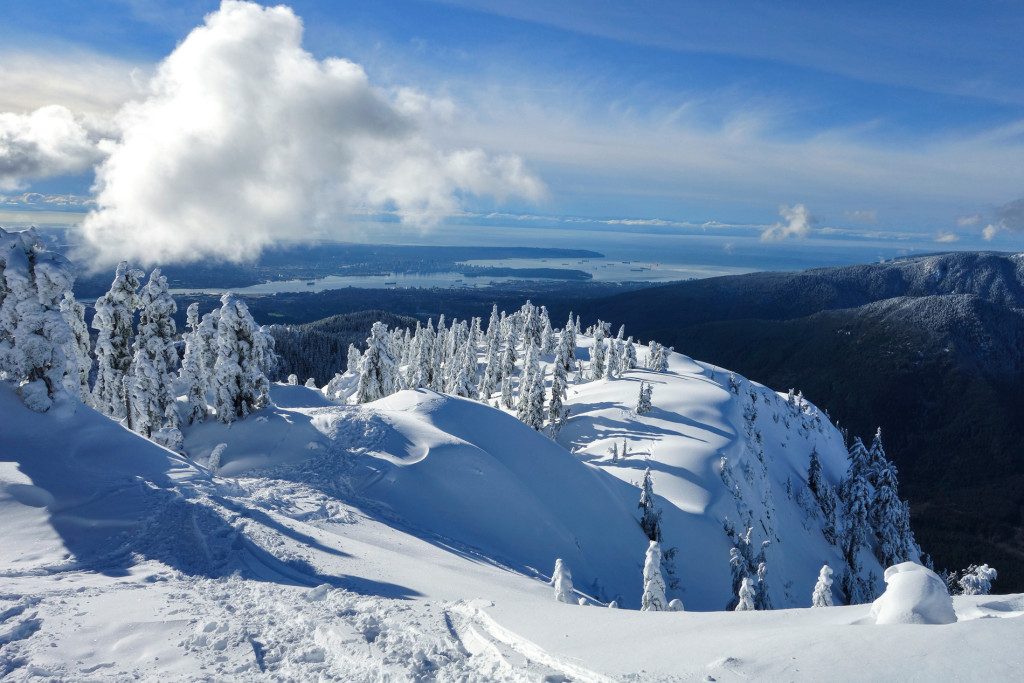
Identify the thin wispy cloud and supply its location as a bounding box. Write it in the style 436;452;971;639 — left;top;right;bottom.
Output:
982;198;1024;241
935;231;960;243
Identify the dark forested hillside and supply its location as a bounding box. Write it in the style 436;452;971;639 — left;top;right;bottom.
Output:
575;252;1024;591
268;310;419;385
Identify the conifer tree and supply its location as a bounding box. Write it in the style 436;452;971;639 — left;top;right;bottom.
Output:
552;558;575;604
590;322;607;379
638;468;663;542
516;342;545;430
839;443;872;603
60;291;91;398
179;303;211;424
356;321;398;404
561;312;577;369
92;261;143;418
812;564;835;607
622;336;638;372
872;458;905;567
548;354;568;431
641;540;668;611
606;337;621;380
635;381;653;415
735;577;756;611
126;268;179;439
212;294;272;422
0;228;79;411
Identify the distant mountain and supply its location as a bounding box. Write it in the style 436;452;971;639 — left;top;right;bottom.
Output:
576;251;1024;591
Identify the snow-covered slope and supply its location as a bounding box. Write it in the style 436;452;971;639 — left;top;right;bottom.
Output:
3;339;1022;680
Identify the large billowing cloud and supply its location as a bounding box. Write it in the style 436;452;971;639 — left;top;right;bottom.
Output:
0;105;109;191
77;1;543;267
760;203;816;241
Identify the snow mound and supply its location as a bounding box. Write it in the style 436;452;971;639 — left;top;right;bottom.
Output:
868;562;956;625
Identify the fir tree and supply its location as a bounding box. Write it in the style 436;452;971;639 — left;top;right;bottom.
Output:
179;303;210;424
561;312;577;369
812;564;835;607
635;381;653;415
641;540;668;611
638;468;663;542
605;338;621;380
91;261;143;418
59;291;91;399
735;577;756;611
958;564;997;596
516;342;545;430
552;558;575;604
0;228;79;411
212;294;272;422
872;458;905;567
622;336;638;372
590;322;607;380
355;321;398;404
548;353;568;431
126;268;179;439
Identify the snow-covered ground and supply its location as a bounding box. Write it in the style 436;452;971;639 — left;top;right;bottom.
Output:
2;340;1022;680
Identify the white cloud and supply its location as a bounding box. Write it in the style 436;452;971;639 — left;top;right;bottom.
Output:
957;214;981;228
844;209;877;224
0;49;143;116
760;203;816;241
979;198;1024;241
75;1;543;267
0;105;112;191
935;231;959;243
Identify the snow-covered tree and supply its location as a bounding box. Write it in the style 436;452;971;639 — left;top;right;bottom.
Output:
622;336;638;372
552;558;575;604
647;340;669;372
0;228;79;411
735;577;756;611
638;468;662;542
516;342;545;430
356;321;398;404
840;439;873;603
346;343;362;374
548;352;568;432
605;337;621;380
957;564;997;596
590;323;607;380
641;540;668;611
179;303;211;424
91;261;143;418
872;459;905;567
560;313;577;370
126;268;180;440
812;564;835;607
212;294;272;422
635;381;653;415
60;292;91;398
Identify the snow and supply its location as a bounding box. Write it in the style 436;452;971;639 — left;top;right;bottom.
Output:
868;562;957;625
2;333;1023;679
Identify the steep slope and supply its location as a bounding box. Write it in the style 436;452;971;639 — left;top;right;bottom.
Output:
577;252;1024;591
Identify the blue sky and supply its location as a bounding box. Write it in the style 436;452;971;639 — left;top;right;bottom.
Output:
2;0;1024;264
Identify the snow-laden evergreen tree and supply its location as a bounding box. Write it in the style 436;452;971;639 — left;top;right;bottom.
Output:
59;291;91;398
812;564;835;607
725;522;771;610
638;468;663;542
641;540;668;611
735;577;756;611
287;374;299;385
499;341;517;409
212;294;272;422
622;336;638;373
866;427;886;489
957;564;997;596
179;303;210;424
516;342;545;430
91;261;143;418
126;268;180;440
346;343;362;374
755;561;771;611
635;381;653;415
839;441;873;604
872;458;905;567
304;377;317;389
356;321;398;404
561;312;577;370
605;337;621;380
485;304;500;344
647;340;669;371
548;353;568;433
540;316;554;355
589;322;607;379
807;447;824;498
478;331;501;400
552;558;575;604
0;227;79;411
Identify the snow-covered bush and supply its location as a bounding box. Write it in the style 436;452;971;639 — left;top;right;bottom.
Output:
868;562;955;625
735;577;756;611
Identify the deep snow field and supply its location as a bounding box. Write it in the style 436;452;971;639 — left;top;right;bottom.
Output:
2;338;1023;681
